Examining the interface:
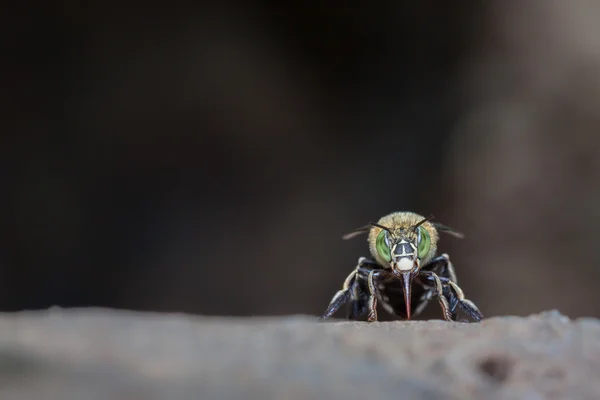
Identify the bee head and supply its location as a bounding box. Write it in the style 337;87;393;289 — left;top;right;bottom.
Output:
369;216;435;277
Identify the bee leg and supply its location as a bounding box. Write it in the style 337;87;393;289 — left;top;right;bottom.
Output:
423;274;483;322
348;296;368;319
347;300;360;319
346;279;368;319
421;255;464;321
419;271;453;321
444;279;483;322
321;268;357;319
366;270;379;322
421;253;457;283
444;287;460;317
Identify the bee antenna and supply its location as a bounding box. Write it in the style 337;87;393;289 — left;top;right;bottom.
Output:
432;222;465;239
412;214;435;231
368;222;392;232
342;222;392;240
342;225;370;240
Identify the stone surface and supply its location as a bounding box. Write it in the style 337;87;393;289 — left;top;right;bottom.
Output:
0;308;598;400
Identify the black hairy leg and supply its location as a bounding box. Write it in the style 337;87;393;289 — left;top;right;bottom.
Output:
421;271;483;322
418;253;484;321
421;253;458;283
320;258;381;320
321;254;482;323
419;270;453;321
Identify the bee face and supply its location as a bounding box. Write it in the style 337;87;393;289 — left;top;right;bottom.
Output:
367;212;440;274
376;227;426;276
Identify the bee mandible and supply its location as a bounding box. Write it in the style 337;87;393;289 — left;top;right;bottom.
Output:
321;211;483;322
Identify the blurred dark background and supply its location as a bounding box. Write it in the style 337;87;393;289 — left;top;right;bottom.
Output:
3;2;600;319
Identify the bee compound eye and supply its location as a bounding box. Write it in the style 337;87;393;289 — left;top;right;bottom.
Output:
376;230;392;262
417;226;431;258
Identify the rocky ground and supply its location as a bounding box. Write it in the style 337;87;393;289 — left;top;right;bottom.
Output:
0;308;597;399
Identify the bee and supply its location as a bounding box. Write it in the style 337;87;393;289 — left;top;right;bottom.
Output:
321;211;483;322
